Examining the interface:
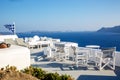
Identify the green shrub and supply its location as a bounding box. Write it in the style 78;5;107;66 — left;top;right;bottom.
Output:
2;65;17;72
21;66;46;79
60;74;73;80
44;72;61;80
22;66;74;80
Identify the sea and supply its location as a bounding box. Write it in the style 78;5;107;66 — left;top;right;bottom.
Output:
17;32;120;51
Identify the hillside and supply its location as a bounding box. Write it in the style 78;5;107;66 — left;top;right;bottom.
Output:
97;25;120;33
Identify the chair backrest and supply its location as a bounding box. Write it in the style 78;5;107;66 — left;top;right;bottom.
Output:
44;47;52;57
64;47;70;54
4;38;16;45
75;47;89;58
56;46;64;53
71;46;76;54
101;47;116;58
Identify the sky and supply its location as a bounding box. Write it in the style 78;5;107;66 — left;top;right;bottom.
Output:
0;0;120;32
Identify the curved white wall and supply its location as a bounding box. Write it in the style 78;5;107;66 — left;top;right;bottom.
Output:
0;45;30;70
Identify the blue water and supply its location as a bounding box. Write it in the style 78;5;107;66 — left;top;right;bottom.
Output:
17;32;120;51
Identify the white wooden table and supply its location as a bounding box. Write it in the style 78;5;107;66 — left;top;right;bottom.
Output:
86;45;100;49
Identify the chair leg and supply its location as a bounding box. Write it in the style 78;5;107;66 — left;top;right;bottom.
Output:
75;61;78;67
113;58;116;70
99;57;102;70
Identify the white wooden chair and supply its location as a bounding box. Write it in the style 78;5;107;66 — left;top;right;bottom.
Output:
44;47;62;61
86;45;101;67
44;47;52;58
56;46;70;61
75;47;89;67
64;47;70;60
86;45;100;63
98;47;116;70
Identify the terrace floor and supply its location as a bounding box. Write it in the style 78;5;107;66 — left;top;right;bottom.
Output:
30;48;120;80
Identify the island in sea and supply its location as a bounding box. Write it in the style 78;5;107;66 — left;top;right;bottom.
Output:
97;25;120;33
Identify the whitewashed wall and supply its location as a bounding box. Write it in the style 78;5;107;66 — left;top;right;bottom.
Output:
0;35;18;42
0;45;30;70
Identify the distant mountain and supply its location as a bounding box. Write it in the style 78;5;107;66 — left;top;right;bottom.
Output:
97;25;120;33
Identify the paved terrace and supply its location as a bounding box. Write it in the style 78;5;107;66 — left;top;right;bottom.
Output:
30;48;120;80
